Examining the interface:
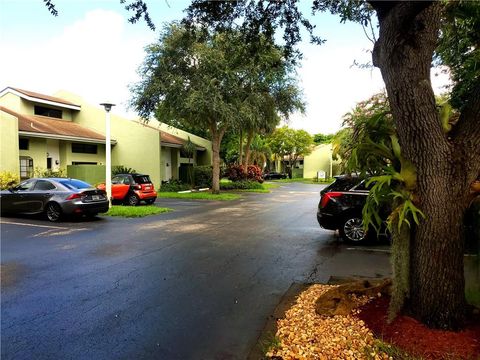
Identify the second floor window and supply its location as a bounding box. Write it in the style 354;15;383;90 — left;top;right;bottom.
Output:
19;138;29;150
72;143;97;154
34;105;62;119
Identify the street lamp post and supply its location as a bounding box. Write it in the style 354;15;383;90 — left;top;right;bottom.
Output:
100;102;115;208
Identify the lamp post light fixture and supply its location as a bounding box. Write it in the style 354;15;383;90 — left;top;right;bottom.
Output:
100;102;115;207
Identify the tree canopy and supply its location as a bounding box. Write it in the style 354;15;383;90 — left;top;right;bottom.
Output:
266;126;314;177
130;23;303;193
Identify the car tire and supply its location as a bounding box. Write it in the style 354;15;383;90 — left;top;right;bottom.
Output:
145;198;156;205
45;202;62;222
340;216;367;243
125;193;139;206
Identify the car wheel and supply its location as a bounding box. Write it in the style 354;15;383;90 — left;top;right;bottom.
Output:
145;198;156;205
125;193;139;206
45;202;62;222
340;216;367;243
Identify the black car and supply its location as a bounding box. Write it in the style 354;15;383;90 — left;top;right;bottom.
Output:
0;178;109;222
263;171;287;180
317;175;381;243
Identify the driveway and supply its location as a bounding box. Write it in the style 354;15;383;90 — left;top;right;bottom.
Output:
1;183;391;360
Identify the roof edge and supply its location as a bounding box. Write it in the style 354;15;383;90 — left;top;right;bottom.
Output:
0;87;81;111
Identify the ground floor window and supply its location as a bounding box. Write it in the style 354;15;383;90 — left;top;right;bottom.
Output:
19;156;33;179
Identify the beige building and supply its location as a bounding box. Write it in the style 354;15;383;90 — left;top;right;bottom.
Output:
0;87;212;186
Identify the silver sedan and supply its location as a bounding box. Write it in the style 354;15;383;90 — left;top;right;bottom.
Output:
0;178;109;222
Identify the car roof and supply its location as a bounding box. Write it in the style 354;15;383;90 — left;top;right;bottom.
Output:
24;177;84;182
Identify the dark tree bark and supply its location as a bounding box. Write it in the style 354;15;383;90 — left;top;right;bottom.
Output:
210;125;225;194
370;1;480;329
238;129;244;166
243;129;254;171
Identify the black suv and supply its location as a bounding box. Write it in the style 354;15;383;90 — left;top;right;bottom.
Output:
317;175;382;243
318;175;480;249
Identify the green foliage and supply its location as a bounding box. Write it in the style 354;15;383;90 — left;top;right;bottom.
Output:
258;332;282;356
160;180;192;192
194;165;213;188
220;180;265;190
435;1;480;110
266;126;314;176
105;205;172;217
0;171;20;190
33;167;67;178
158;191;240;201
369;340;421;360
334;92;395;176
112;165;136;175
131;23;303;192
313;133;335;144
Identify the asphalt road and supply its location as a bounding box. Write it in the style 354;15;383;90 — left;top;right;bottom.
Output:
1;182;391;360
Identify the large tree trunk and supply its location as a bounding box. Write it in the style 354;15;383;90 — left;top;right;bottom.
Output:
243;129;254;171
238;129;244;166
370;1;480;329
210;127;225;194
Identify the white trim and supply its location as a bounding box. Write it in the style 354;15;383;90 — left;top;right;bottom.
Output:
18;131;117;145
0;88;81;111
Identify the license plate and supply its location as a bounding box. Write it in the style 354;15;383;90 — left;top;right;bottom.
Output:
145;186;151;190
92;195;101;201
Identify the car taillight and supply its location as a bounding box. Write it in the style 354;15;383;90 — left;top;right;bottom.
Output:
66;193;83;200
320;192;343;208
134;184;142;190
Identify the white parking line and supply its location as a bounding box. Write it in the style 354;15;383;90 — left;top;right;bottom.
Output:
0;221;65;230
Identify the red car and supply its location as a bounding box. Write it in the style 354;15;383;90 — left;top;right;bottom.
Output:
98;173;157;206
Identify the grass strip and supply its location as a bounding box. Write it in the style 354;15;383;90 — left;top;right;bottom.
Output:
268;178;333;184
235;188;270;193
158;192;241;201
105;205;172;217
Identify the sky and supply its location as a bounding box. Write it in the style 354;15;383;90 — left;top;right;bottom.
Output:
0;0;450;135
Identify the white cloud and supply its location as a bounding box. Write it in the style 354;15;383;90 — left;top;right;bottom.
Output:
0;9;154;117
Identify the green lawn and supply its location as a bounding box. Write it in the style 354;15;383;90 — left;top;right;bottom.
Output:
158;191;241;201
105;205;172;217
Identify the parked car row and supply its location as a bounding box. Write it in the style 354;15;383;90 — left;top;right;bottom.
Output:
0;173;157;222
262;171;288;180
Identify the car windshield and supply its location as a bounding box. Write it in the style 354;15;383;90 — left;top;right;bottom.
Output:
133;175;151;184
58;179;92;190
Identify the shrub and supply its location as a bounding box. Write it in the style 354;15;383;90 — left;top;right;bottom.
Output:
0;171;20;190
225;164;264;183
160;179;192;192
220;180;264;190
112;166;136;175
33;167;67;178
194;165;213;188
246;165;264;183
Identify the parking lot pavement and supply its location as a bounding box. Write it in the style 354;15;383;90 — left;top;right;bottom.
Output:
1;183;392;360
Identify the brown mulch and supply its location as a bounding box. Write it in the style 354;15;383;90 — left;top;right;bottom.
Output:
355;296;480;360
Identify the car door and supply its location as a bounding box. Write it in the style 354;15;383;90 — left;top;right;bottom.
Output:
111;175;130;199
2;179;37;213
31;180;57;213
